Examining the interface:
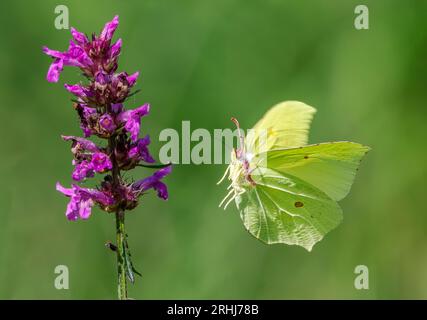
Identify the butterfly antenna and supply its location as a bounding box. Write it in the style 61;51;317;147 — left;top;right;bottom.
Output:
217;165;230;185
224;188;247;210
223;191;237;210
219;189;234;208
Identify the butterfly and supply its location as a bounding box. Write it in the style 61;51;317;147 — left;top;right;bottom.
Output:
218;101;370;251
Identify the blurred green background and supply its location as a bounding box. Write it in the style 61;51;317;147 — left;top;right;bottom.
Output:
0;0;426;299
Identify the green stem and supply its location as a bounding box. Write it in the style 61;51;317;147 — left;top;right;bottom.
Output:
107;116;128;300
115;208;127;300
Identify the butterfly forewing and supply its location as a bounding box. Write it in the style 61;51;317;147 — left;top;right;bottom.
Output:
246;101;316;153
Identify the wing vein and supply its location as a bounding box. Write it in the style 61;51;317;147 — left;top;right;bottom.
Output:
254;188;270;243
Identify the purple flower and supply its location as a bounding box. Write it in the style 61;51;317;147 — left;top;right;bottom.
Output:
94;71;110;86
70;152;111;181
110;39;122;59
62;135;99;153
43;41;93;82
56;182;114;220
64;83;91;99
90;152;113;172
42;47;65;60
99;114;117;133
126;72;139;87
108;72;136;102
65;40;93;67
128;135;155;163
63;136;112;180
132;165;172;200
43;16;120;83
72;160;94;181
70;27;89;45
111;103;123;114
75;105;97;137
100;15;119;42
46;58;63;82
118;104;150;142
48;16;172;227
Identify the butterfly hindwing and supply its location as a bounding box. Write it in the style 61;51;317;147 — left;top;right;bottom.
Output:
236;167;343;251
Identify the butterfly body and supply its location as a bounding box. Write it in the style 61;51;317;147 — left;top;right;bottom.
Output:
219;101;370;251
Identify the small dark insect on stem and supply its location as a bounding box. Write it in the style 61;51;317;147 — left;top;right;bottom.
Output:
105;241;117;252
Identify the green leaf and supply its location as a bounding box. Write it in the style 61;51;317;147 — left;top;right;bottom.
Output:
123;237;142;284
137;163;172;169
